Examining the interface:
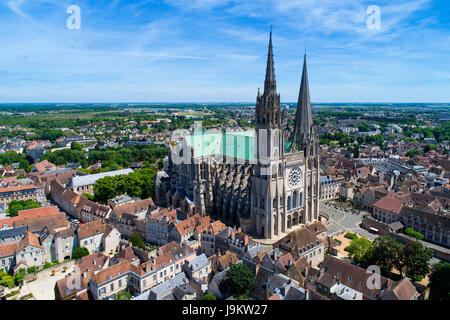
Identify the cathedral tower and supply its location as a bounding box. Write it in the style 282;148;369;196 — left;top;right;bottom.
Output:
251;29;286;239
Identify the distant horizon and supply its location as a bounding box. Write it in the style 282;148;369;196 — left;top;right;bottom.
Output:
1;102;450;106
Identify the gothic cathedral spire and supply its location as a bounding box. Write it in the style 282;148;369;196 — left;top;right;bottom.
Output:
256;28;282;129
264;28;276;96
289;54;313;152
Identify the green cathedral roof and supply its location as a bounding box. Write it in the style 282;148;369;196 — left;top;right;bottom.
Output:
185;131;292;161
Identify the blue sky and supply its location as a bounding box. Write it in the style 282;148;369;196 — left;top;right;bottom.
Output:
0;0;449;103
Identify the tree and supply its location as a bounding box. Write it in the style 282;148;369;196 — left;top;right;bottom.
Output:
405;149;423;157
400;241;433;281
6;199;41;217
423;144;437;153
404;227;424;240
116;291;132;300
345;236;373;267
202;293;217;300
370;236;403;276
352;146;360;158
71;141;83;151
130;234;146;250
225;263;254;298
82;193;95;201
428;262;450;301
72;247;89;260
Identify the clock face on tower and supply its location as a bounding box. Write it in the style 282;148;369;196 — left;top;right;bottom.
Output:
288;168;302;188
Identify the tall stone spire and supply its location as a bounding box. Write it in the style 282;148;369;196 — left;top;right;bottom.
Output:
255;28;282;128
290;54;313;152
264;27;276;95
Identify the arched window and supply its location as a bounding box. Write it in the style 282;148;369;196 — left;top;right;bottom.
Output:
287;196;291;211
293;191;298;209
273;198;277;208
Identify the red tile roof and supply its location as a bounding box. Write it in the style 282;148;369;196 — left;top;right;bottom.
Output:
373;197;404;214
0;243;17;257
17;206;59;218
0;184;37;193
16;232;42;252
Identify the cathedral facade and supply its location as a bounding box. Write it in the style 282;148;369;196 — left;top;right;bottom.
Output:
156;31;320;240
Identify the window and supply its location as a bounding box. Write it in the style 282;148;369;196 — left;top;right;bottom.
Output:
118;280;122;287
110;283;114;291
99;287;106;295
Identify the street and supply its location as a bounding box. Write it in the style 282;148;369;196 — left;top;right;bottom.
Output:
320;201;376;240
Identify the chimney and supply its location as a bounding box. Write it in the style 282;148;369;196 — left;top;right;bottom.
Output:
244;235;248;246
237;227;242;233
231;229;235;240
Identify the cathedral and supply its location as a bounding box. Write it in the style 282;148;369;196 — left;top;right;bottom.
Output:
155;30;320;240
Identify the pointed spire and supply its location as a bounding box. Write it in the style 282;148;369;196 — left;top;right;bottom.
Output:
264;27;276;95
290;53;313;151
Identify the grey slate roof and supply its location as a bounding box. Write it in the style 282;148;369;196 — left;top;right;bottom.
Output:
285;286;306;300
67;168;133;188
188;253;209;273
0;226;27;240
148;272;188;300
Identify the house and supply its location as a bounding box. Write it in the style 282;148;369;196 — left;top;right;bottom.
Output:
372;197;404;224
55;251;111;300
169;245;197;276
215;227;259;258
54;226;77;262
107;195;134;208
381;278;419;300
89;260;139;300
183;253;210;282
0;226;27;244
209;251;239;275
353;185;388;210
11;208;68;234
274;227;324;268
145;209;177;245
50;181;111;222
398;206;450;248
77;220;120;255
266;273;302;300
0;243;16;272
109;198;155;238
169;214;209;245
14;232;46;268
0;185;45;209
200;220;227;257
133;272;195;300
316;255;394;300
31;160;56;173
